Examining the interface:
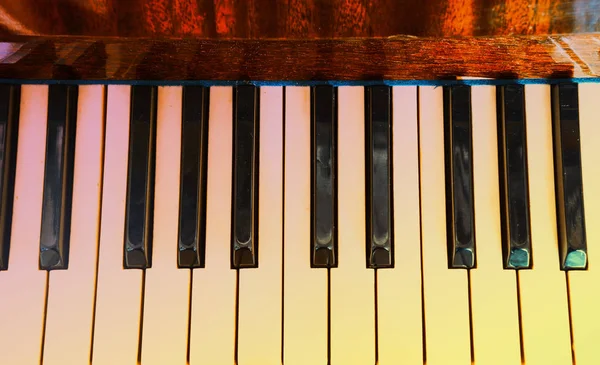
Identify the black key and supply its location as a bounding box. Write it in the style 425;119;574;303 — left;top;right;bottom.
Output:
231;85;259;269
178;86;209;268
497;85;532;269
0;85;19;271
444;85;476;269
551;83;587;270
124;85;157;269
39;85;78;270
365;86;393;268
311;85;337;268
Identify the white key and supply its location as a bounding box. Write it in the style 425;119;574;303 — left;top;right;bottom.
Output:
567;82;600;365
43;85;105;365
518;84;571;365
377;86;423;365
189;87;236;365
330;86;375;365
92;85;143;365
237;87;283;365
141;86;189;365
419;86;471;365
468;85;521;364
283;87;327;365
0;85;48;364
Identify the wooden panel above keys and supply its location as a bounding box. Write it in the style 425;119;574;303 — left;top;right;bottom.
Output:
0;33;599;81
0;0;598;38
0;1;599;81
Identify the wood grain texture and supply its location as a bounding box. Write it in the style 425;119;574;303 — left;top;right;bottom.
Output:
0;0;598;38
0;34;598;81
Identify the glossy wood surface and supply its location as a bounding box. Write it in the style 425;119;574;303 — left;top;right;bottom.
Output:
0;34;598;81
0;0;598;38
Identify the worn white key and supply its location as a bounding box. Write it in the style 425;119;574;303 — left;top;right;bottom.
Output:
518;84;572;365
283;87;327;365
419;86;471;365
43;85;105;365
189;87;236;365
330;86;375;365
0;85;48;364
469;85;521;365
92;85;143;365
237;87;283;365
140;86;189;365
377;86;423;365
567;82;600;365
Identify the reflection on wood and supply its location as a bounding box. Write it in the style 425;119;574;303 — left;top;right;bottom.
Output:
0;0;597;38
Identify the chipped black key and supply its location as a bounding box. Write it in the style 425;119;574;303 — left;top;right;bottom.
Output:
497;85;532;269
178;86;209;268
444;85;476;269
124;85;157;269
0;85;19;270
39;85;78;270
311;85;337;268
231;85;259;269
551;83;587;270
365;86;393;268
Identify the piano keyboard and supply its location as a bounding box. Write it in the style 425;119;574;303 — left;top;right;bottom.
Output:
0;82;597;365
